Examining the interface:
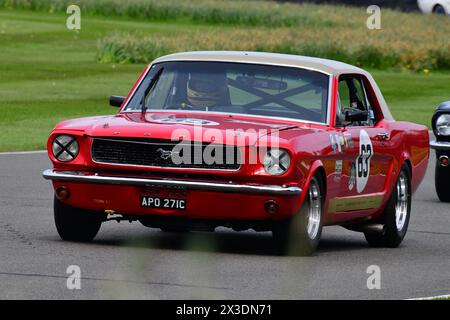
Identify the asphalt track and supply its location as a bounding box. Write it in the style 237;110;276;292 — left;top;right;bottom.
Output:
0;150;449;300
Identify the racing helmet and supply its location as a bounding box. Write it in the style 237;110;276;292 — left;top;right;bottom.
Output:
186;71;227;108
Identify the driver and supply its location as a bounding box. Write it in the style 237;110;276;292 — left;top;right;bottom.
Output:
186;71;227;110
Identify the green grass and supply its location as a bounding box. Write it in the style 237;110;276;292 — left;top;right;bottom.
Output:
0;8;448;151
0;0;337;27
3;0;450;70
97;22;450;71
373;70;450;126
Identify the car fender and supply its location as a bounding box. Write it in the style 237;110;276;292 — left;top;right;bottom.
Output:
299;159;325;205
387;129;429;197
396;150;412;188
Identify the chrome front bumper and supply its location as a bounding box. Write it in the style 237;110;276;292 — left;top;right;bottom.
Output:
42;169;302;196
430;140;450;150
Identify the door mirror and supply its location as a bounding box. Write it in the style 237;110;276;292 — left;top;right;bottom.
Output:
344;108;368;123
109;95;126;107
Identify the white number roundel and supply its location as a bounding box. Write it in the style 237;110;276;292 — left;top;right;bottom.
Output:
356;130;373;193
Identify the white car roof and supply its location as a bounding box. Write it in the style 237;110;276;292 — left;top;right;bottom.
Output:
152;51;394;120
153;51;363;75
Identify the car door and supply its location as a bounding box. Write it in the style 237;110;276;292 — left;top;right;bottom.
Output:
331;74;393;214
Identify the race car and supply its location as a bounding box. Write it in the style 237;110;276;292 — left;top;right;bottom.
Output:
417;0;450;15
43;51;429;255
431;101;450;202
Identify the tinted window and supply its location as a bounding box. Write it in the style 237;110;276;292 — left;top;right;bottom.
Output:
336;75;373;127
124;61;330;123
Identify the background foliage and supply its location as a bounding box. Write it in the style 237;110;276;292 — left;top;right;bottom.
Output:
0;0;449;151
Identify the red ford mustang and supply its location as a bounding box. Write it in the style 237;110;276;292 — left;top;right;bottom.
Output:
43;51;429;255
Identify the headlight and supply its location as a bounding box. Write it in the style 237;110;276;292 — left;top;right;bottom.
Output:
52;135;79;162
263;149;291;176
436;114;450;136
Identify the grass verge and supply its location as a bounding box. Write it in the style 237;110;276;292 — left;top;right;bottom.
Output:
0;8;448;151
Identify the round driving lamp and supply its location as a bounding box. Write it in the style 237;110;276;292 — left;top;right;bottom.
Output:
263;149;291;176
435;114;450;136
52;135;79;162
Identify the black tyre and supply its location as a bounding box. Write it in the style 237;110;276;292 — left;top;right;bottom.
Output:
433;5;447;15
435;161;450;202
364;165;411;248
272;175;323;256
160;227;190;233
54;196;105;242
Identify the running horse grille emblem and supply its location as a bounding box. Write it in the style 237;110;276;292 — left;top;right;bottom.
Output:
156;148;178;160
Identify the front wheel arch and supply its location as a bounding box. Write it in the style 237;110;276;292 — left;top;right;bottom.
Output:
393;155;412;192
315;166;327;201
299;160;326;205
402;159;412;183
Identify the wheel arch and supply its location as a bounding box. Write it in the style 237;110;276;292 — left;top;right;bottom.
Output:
400;158;413;194
300;160;327;204
391;154;412;193
315;166;327;199
402;158;412;178
398;149;422;194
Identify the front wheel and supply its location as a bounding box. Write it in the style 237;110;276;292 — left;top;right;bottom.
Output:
272;175;323;256
435;161;450;202
54;197;106;242
364;165;411;248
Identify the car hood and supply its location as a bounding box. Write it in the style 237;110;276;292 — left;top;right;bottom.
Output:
55;112;316;147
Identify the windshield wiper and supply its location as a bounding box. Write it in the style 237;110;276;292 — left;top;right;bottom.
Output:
141;67;164;115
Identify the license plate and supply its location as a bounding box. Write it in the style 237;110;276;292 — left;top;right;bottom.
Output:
141;196;186;210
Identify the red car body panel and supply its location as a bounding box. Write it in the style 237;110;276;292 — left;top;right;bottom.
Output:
44;54;430;229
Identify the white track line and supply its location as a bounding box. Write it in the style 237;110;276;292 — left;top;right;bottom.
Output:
0;150;47;155
407;294;450;300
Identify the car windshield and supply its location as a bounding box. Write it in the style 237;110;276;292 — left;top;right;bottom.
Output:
124;61;330;123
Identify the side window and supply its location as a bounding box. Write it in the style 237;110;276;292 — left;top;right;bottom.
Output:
338;81;350;109
336;75;373;127
352;78;369;111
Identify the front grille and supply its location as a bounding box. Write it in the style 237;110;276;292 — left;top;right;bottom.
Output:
91;138;241;170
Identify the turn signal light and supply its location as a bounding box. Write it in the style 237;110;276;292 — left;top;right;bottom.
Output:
439;155;449;167
264;200;279;215
55;186;70;201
